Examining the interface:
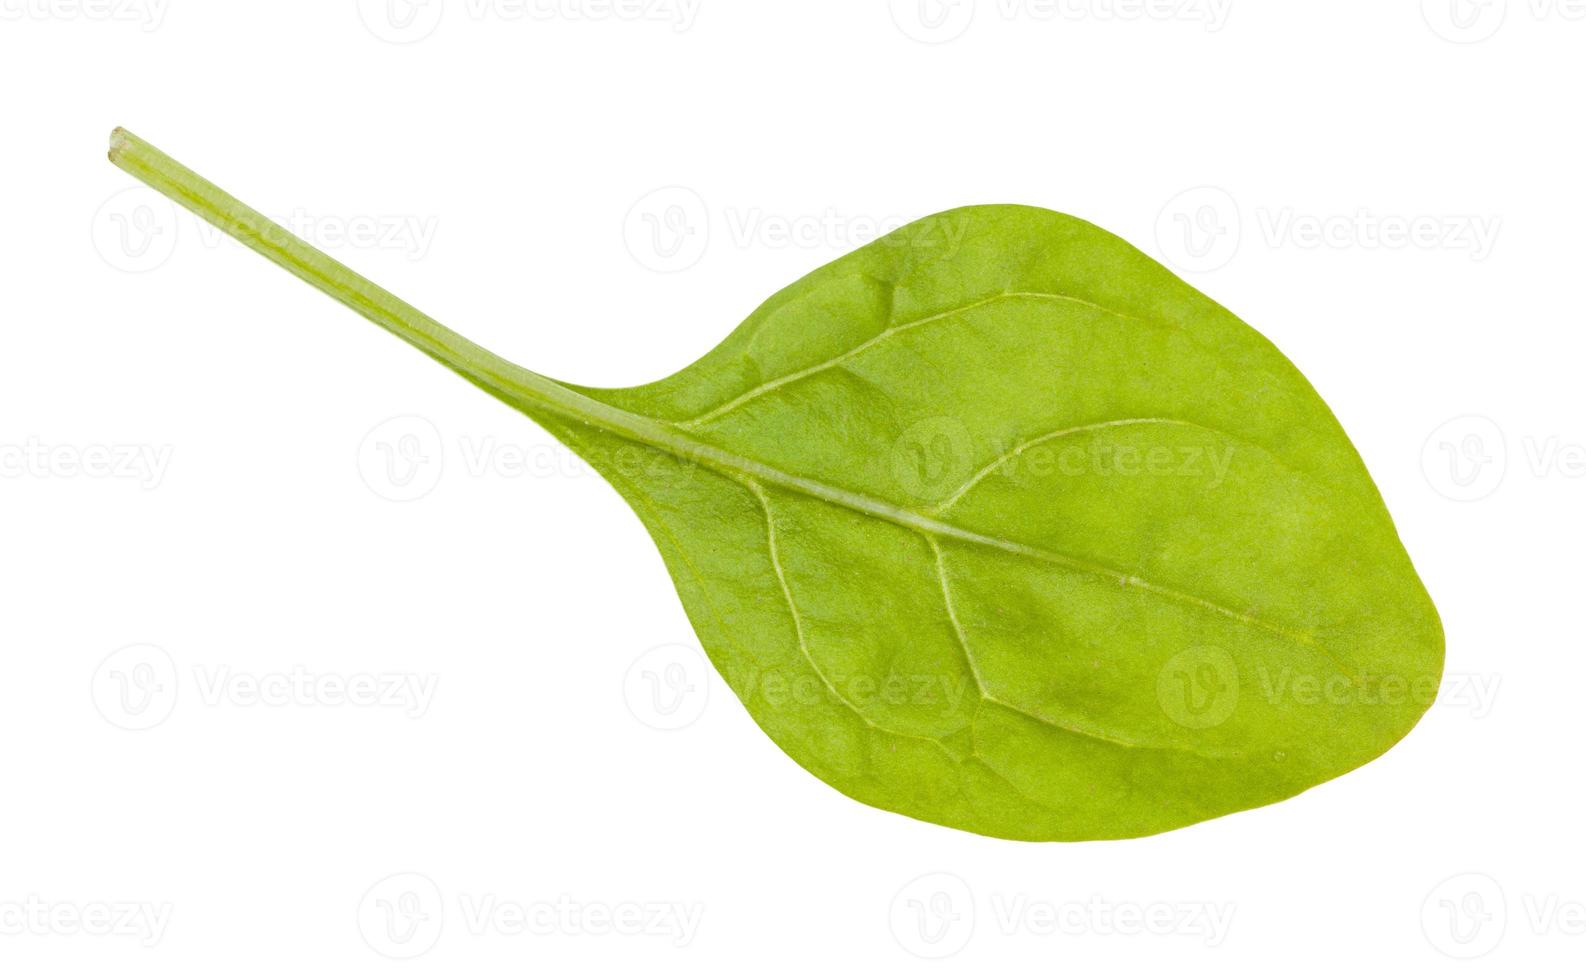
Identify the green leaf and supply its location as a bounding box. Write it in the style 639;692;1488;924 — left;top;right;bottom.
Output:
109;129;1443;841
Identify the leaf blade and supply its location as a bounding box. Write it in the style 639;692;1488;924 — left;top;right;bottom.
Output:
552;205;1442;839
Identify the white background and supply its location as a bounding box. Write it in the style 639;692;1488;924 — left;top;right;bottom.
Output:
1;1;1580;975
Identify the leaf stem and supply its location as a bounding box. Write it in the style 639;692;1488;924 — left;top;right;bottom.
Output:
105;126;645;438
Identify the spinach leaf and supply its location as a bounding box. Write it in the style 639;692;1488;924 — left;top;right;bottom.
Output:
109;129;1443;841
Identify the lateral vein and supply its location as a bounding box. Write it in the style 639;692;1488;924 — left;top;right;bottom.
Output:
677;291;1151;429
